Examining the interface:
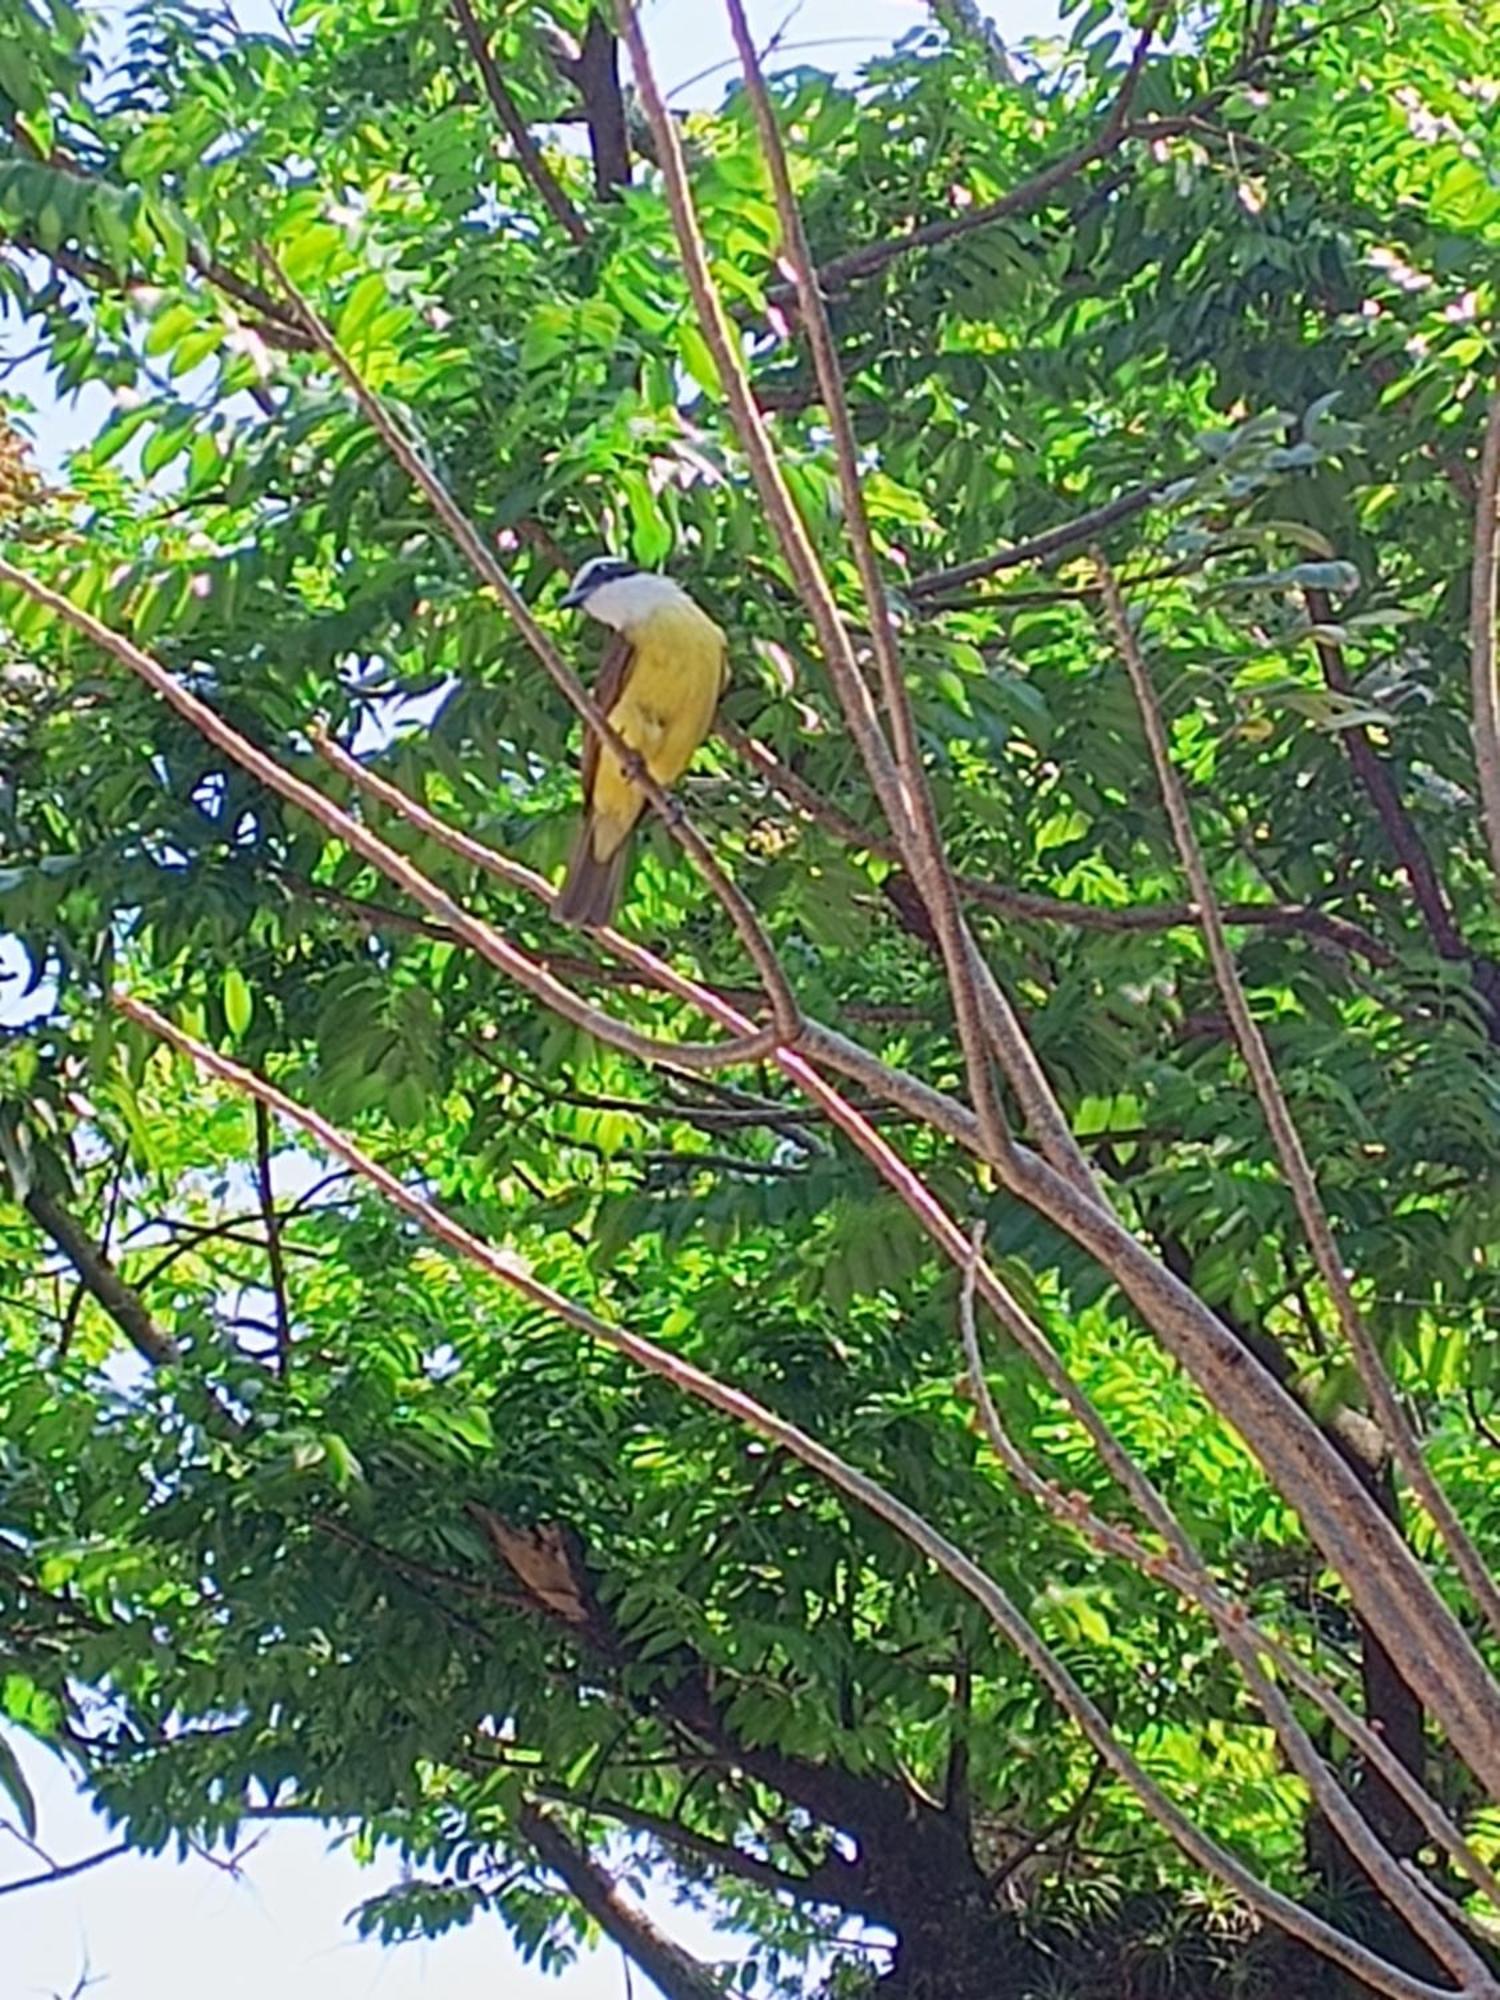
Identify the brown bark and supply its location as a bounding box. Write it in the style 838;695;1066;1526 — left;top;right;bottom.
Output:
517;1804;729;2000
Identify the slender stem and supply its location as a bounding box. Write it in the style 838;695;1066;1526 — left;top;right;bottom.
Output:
0;1840;129;1898
906;478;1172;600
1098;551;1500;1648
726;724;1391;961
1469;383;1500;889
725;0;1020;1168
799;7;1166;296
448;0;589;244
958;1238;1500;1942
253;1100;293;1377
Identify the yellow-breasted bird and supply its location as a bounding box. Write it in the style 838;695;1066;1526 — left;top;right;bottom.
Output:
553;555;729;929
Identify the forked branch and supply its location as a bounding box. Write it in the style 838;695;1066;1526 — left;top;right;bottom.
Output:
114;993;1487;2000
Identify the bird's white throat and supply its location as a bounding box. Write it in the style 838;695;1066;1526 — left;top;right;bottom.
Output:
582;571;691;633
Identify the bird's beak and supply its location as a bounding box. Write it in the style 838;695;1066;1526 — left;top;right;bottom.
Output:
559;581;588;610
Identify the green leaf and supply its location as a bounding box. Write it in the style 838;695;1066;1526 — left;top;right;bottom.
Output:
223;966;253;1036
0;1734;37;1840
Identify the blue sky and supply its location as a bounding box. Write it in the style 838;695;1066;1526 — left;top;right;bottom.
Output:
2;2;1059;1995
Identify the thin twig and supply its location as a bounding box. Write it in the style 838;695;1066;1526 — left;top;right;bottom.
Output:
1097;552;1500;1648
726;0;1020;1170
1305;586;1467;962
449;0;589;244
906;478;1173;600
726;723;1392;963
253;249;800;1042
794;10;1165;297
253;1101;293;1376
957;1231;1500;1935
0;1841;128;1897
1469;383;1500;890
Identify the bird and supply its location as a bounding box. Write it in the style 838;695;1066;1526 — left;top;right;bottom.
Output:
553;554;729;929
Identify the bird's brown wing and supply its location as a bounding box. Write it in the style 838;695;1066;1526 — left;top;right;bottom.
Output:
580;630;634;796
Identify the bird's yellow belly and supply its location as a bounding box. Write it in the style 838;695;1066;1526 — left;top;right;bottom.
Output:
590;608;726;849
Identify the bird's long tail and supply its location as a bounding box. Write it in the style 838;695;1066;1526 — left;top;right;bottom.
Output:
554;811;632;929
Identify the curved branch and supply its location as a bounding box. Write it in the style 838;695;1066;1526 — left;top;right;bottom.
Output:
0;1840;129;1898
117;998;1482;2000
1099;554;1500;1649
21;1181;178;1368
253;252;800;1044
906;479;1173;600
725;0;1016;1168
0;558;775;1076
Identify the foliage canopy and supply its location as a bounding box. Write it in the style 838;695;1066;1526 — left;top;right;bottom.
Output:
4;2;1500;1996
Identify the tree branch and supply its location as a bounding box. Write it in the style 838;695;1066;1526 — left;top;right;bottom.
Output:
1098;552;1500;1648
0;1840;129;1898
0;557;777;1075
448;0;589;244
726;722;1392;963
726;0;1016;1169
1304;586;1467;962
793;9;1165;297
905;478;1173;600
253;251;800;1044
21;1181;178;1368
253;1101;293;1378
1469;383;1500;891
517;1803;730;2000
117;996;1481;2000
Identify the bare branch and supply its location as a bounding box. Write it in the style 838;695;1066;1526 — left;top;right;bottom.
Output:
1305;586;1467;962
518;1803;730;2000
21;1181;178;1368
958;1231;1500;1940
726;0;1016;1168
1469;384;1500;890
448;0;589;243
116;995;1483;2000
253;1101;293;1378
726;723;1392;963
1098;552;1500;1648
906;478;1173;600
795;9;1165;297
0;1841;129;1898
